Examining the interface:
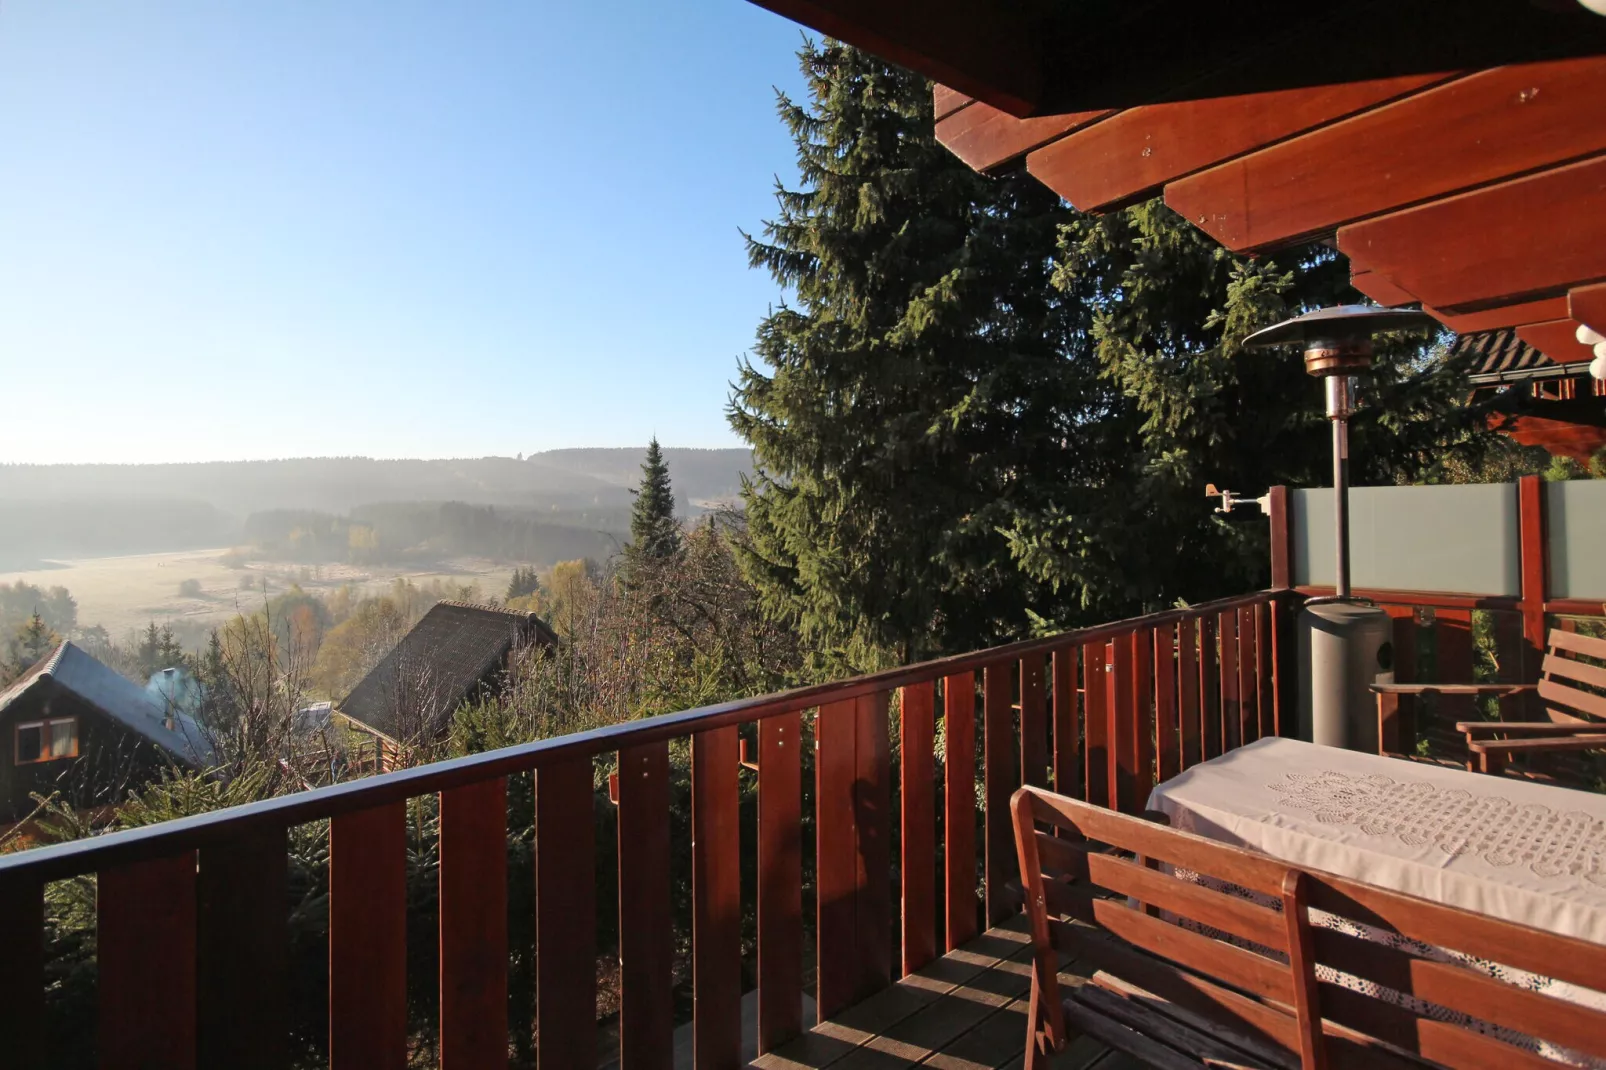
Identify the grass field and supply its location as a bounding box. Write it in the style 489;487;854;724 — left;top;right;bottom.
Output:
0;549;519;642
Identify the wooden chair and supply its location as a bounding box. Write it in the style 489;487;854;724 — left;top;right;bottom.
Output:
1012;785;1606;1070
1370;627;1606;775
1297;868;1606;1070
1012;786;1337;1070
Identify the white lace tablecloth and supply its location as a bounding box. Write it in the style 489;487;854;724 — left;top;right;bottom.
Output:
1147;737;1606;1065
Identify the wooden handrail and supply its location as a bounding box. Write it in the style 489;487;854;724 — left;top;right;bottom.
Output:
0;590;1279;884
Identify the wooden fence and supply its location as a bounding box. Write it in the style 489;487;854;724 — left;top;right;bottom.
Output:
0;589;1284;1070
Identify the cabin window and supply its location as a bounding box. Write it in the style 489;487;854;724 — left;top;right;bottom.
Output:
14;718;78;764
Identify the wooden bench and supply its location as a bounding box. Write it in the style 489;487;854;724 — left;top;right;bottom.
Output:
1011;785;1606;1070
1371;627;1606;776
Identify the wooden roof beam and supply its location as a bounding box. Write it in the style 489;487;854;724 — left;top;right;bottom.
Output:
1167;58;1606;253
936;102;1111;175
1515;319;1604;365
1338;153;1606;312
1024;75;1443;213
1348;271;1419;309
1428;298;1572;334
1571;282;1606;334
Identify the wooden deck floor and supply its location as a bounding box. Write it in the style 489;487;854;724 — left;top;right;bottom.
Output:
751;917;1146;1070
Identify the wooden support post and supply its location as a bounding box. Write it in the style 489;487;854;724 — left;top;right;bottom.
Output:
757;712;803;1053
0;875;45;1070
900;683;937;976
1268;486;1293;589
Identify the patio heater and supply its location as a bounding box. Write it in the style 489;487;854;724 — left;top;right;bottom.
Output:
1243;305;1437;751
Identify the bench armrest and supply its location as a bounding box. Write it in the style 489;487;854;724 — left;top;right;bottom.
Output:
1456;721;1600;737
1370;683;1534;695
1468;734;1606;756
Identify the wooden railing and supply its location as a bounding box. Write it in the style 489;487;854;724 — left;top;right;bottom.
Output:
0;589;1287;1070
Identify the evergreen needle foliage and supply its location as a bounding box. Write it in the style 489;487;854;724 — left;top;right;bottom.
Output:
731;40;1496;672
627;438;682;566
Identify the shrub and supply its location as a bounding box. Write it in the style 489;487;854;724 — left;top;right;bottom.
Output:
177;578;203;598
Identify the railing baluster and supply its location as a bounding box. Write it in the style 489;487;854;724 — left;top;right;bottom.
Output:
1134;627;1156;805
441;779;508;1070
1178;617;1200;769
1020;653;1048;789
942;673;978;951
199;828;288;1070
1438;608;1475;740
899;682;937;975
1155;624;1179;785
757;711;803;1053
1239;604;1259;743
1219;609;1240;753
536;760;597;1069
1200;615;1221;759
331;803;406;1070
816;698;857;1018
1083;640;1110;808
617;746;671;1070
1110;631;1137;813
855;691;892;993
1256;601;1275;738
692;725;741;1068
0;873;44;1070
983;661;1015;925
1052;647;1080;799
99;852;197;1070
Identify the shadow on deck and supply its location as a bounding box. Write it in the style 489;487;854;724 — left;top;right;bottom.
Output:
752;916;1142;1070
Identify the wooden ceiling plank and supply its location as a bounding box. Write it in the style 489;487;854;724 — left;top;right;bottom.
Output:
1025;74;1443;213
1428;297;1571;334
1515;319;1600;365
933;85;974;123
1167;58;1606;253
748;0;1046;117
1570;282;1606;334
937;103;1113;174
1338;153;1606;312
1349;271;1419;309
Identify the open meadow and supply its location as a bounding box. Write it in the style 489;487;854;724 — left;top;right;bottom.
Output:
0;549;519;642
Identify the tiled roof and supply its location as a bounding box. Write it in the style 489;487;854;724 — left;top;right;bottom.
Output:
0;642;212;765
339;601;556;738
1452;329;1550;379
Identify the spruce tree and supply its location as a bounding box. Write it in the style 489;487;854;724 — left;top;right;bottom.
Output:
730;40;1090;667
3;611;59;683
627;438;681;563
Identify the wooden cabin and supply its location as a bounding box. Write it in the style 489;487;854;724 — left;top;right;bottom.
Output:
0;642;211;823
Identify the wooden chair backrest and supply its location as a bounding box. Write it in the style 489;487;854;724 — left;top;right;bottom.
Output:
1012;785;1606;1070
1301;868;1606;1069
1011;786;1326;1069
1540;628;1606;726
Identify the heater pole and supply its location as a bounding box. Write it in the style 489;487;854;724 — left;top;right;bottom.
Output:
1333;415;1350;599
1324;372;1355;601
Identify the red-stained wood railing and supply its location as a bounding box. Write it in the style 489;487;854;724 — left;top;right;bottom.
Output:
0;588;1286;1069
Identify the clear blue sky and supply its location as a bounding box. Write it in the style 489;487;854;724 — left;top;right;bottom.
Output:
0;1;812;463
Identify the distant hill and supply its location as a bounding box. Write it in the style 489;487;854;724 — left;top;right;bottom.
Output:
0;450;753;564
525;447;753;505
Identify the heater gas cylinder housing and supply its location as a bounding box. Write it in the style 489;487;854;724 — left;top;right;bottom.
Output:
1297;602;1394;752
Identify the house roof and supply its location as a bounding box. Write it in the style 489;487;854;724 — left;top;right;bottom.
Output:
0;642;213;766
1456;330;1598;386
339;601;556;738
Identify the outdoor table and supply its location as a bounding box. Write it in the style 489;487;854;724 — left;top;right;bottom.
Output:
1146;736;1606;1065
